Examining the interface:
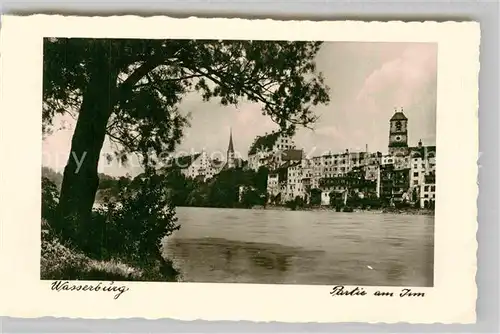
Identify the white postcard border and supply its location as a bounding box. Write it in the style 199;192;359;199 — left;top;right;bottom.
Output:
0;15;479;323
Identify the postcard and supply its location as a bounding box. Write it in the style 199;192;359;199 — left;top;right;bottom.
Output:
0;15;479;323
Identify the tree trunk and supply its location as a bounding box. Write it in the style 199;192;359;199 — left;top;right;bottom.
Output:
57;51;117;238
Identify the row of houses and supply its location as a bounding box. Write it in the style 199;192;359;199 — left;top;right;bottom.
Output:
166;109;436;209
262;110;436;209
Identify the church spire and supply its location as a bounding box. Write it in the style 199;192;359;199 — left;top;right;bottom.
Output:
227;127;236;169
228;127;234;153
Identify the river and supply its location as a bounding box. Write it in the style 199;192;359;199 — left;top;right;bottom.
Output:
162;207;434;287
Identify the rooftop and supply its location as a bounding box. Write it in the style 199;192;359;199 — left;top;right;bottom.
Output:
173;153;201;169
248;132;281;155
390;111;408;121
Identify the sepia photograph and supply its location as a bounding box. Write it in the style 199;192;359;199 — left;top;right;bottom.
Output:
0;16;479;323
41;38;436;287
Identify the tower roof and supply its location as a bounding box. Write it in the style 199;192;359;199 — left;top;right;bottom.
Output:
390;112;408;121
227;128;234;153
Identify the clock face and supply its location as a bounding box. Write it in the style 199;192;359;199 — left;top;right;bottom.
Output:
395;135;402;141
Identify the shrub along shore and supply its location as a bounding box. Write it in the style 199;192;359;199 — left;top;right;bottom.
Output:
41;170;182;282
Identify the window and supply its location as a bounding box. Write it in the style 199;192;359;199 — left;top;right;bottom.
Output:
413;180;418;185
414;164;417;168
424;194;429;198
413;172;419;177
424;186;429;191
431;186;436;192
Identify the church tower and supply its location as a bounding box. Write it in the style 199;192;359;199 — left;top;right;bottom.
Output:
227;128;236;168
388;107;409;156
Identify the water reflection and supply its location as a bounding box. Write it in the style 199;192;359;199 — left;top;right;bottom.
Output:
165;237;325;284
163;207;434;286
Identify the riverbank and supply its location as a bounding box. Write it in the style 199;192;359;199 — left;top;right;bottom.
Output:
41;220;181;282
250;205;434;216
175;204;434;215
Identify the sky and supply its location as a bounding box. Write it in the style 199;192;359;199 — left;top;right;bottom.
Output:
42;42;437;177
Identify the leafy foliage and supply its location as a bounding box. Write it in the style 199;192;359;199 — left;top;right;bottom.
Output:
44;38;330;160
248;132;280;155
240;187;267;208
92;169;180;264
42;177;60;222
254;166;270;193
44;38;329;235
42;167;63;189
285;196;306;211
310;188;322;206
41;170;181;281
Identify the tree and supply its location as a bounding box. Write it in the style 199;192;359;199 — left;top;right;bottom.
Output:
207;169;246;207
43;38;330;229
254;166;269;193
310;188;322;206
240;187;261;208
162;168;196;206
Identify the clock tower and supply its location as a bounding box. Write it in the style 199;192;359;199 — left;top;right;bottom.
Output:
388;107;409;156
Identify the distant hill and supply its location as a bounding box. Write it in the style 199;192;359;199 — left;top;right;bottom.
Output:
41;166;119;192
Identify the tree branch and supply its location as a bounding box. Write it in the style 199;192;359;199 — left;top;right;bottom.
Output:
133;73;203;89
116;58;165;101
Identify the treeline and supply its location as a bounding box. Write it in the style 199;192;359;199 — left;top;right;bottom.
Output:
41;165;271;210
42;166;125;198
162;166;269;209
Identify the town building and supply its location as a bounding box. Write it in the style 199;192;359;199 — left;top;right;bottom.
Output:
379;164;411;204
364;152;382;181
168;129;245;183
175;150;225;182
388;108;409;156
420;173;436;209
263;108;436;209
247;132;301;171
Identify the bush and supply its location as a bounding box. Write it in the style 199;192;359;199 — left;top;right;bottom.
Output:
285;196;305;211
42;177;59;222
40;169;182;282
91;170;181;265
343;206;354;212
310;188;322;206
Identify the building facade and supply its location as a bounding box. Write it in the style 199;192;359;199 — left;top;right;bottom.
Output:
388;108;409;156
178;151;225;182
263;108;436;208
247;132;298;171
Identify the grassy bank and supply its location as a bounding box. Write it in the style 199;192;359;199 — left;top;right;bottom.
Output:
41;221;181;282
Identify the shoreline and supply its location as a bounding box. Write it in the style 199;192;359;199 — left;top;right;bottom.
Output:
174;205;435;216
259;205;435;216
94;199;434;217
